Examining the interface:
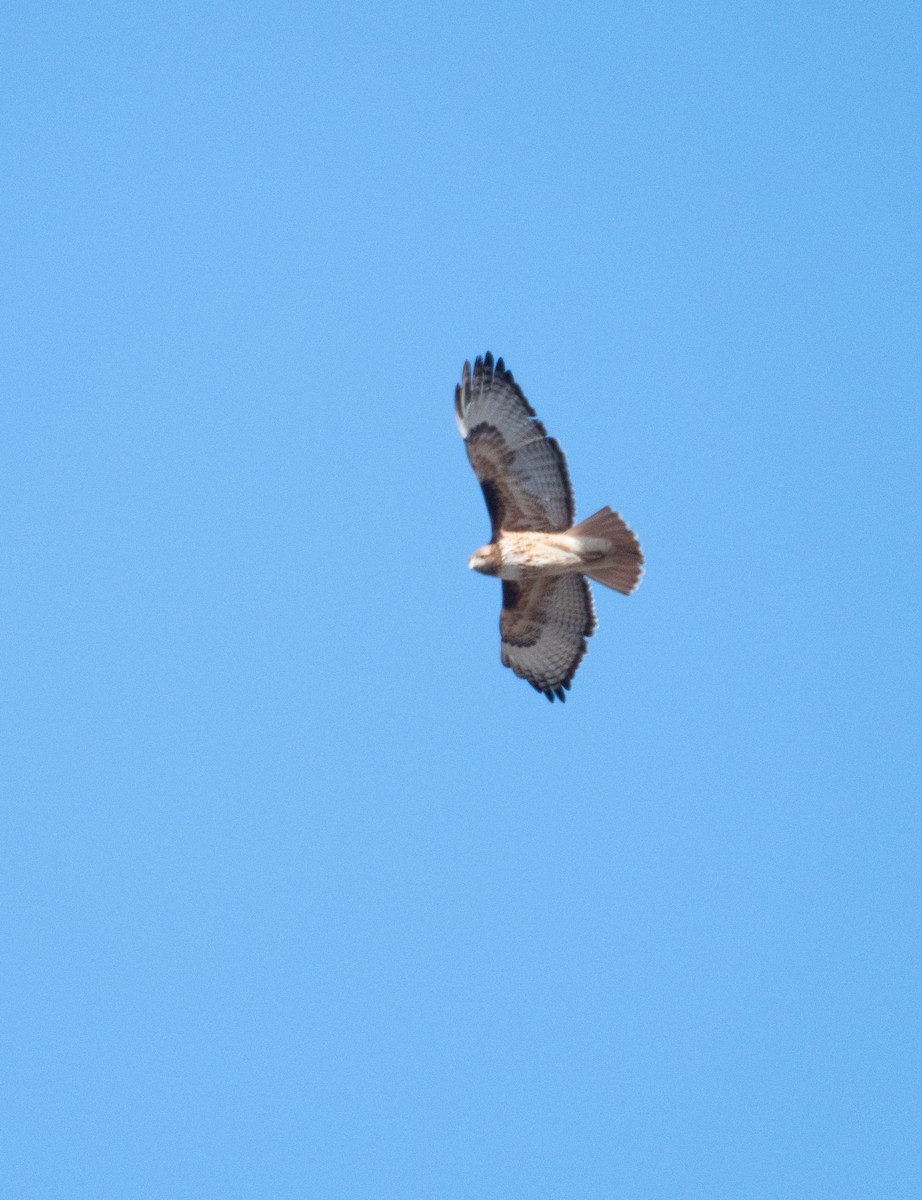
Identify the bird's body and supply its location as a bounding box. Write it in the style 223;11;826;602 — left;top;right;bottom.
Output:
469;531;605;580
456;352;643;701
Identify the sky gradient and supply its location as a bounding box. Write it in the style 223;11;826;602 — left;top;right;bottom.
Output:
4;2;921;1197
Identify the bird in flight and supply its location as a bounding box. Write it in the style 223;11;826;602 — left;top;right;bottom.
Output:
456;352;643;702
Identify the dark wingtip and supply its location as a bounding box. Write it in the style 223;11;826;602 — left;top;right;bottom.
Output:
494;356;515;386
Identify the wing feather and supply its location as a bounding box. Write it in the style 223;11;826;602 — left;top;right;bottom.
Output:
456;353;574;536
500;575;597;702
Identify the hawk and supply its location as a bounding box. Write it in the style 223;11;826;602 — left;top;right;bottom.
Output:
456;352;643;702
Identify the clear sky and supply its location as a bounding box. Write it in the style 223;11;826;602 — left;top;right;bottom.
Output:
4;2;921;1197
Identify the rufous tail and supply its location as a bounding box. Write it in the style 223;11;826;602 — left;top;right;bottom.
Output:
571;506;644;595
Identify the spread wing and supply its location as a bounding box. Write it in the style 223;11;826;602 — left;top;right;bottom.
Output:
500;574;597;702
455;352;574;536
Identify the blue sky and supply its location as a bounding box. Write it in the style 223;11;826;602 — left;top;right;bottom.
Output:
3;2;921;1196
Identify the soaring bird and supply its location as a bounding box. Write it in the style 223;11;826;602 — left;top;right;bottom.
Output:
456;352;643;701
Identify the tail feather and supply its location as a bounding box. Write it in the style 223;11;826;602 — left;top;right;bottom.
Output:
571;506;644;595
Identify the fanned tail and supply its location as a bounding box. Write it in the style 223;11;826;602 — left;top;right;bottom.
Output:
571;506;644;595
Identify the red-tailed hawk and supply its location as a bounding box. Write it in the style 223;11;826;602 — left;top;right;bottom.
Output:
456;352;643;702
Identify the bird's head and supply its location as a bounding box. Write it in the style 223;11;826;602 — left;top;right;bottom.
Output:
468;544;500;575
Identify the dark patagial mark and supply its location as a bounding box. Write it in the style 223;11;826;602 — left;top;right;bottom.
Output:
480;480;503;535
501;580;521;610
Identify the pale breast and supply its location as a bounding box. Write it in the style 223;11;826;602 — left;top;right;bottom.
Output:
495;531;584;578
